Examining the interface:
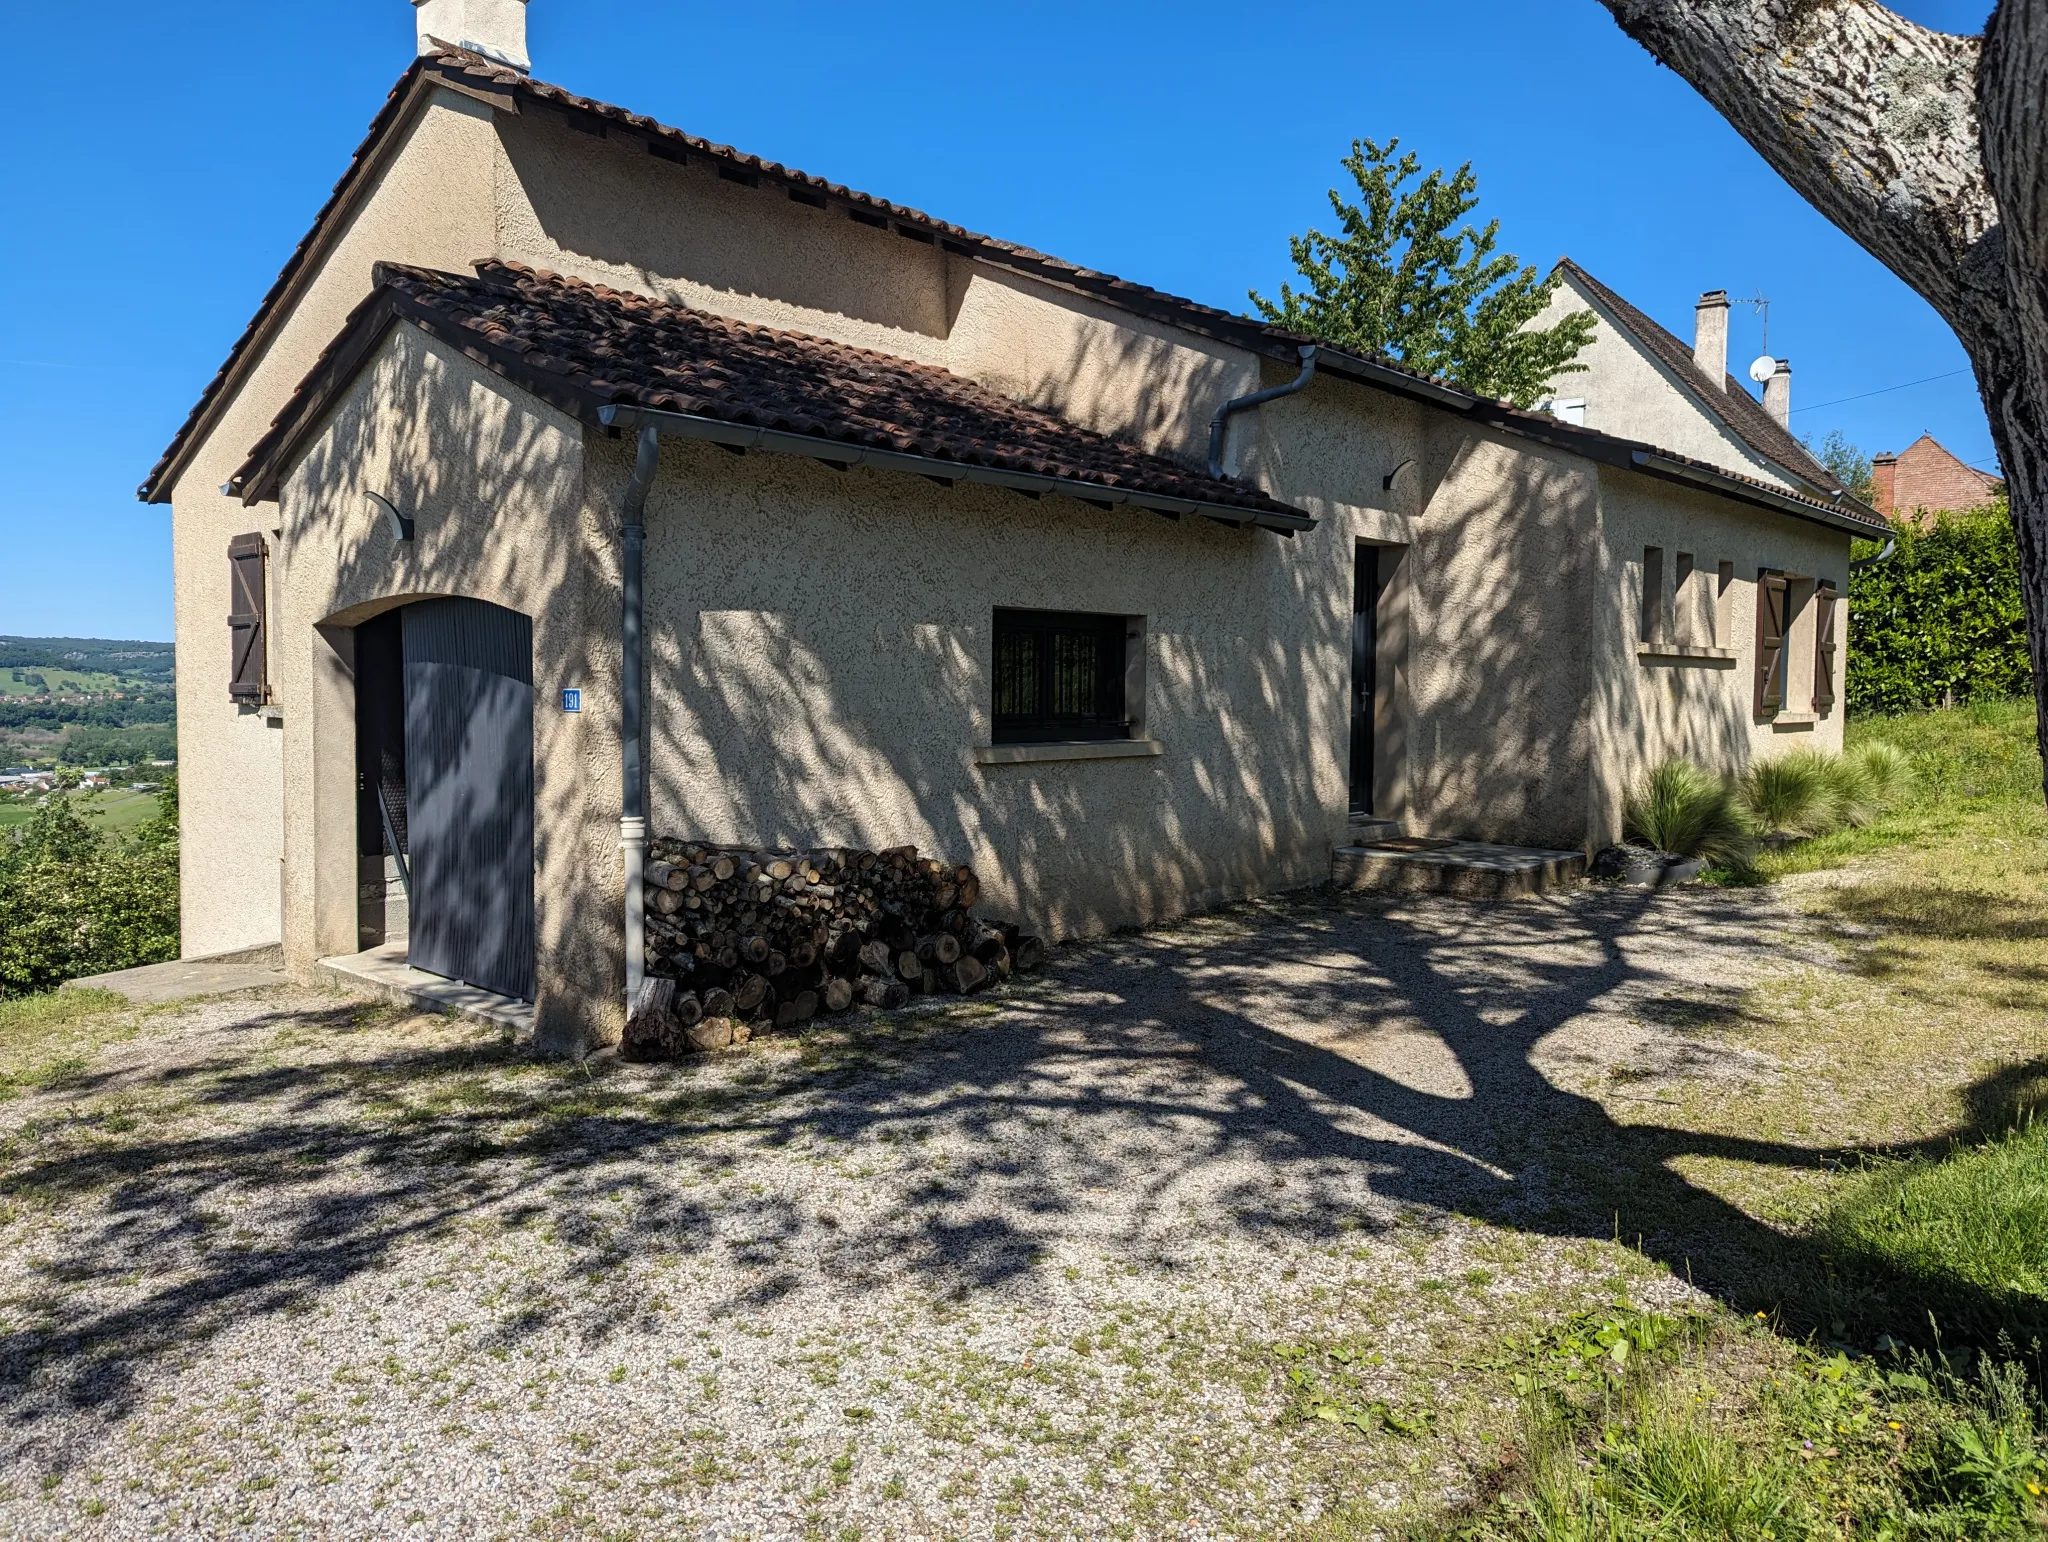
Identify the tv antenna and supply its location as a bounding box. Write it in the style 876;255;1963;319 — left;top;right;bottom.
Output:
1735;292;1777;385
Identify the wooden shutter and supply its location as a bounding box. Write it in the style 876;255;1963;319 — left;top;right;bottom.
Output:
1753;570;1788;717
227;533;269;705
1812;584;1839;714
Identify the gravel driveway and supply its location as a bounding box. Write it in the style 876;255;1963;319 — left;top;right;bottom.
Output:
0;882;1820;1540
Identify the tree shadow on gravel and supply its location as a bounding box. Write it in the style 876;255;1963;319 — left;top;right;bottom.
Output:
0;884;2033;1455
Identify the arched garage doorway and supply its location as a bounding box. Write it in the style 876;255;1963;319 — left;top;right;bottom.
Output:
354;597;536;1003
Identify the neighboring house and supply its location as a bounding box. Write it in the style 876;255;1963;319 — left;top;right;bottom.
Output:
142;1;1888;1054
1873;434;2004;524
1530;262;1845;502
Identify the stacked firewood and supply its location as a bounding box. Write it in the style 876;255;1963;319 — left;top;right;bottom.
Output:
622;839;1043;1060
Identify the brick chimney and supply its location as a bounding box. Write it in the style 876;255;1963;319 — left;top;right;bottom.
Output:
415;0;530;72
1871;453;1899;517
1764;359;1792;428
1693;290;1729;390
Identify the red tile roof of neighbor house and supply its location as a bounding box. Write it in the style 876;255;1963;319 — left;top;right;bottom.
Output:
230;261;1311;526
1556;260;1844;496
155;49;1890;539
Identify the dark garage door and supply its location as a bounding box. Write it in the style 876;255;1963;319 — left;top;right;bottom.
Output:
403;598;536;1002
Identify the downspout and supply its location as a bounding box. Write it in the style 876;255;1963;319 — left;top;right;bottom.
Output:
618;423;661;1011
1207;345;1317;481
1850;534;1897;570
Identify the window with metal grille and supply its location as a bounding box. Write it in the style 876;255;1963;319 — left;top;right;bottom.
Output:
992;609;1129;744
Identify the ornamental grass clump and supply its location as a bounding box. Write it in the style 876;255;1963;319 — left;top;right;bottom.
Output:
1848;739;1916;809
1743;745;1916;838
1622;760;1756;867
1741;749;1837;836
1820;749;1882;829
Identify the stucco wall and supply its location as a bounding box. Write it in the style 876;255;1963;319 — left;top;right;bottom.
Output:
1586;469;1850;845
630;436;1349;942
490;107;1264;474
1531;275;1792;491
167;87;501;956
491;108;960;367
274;327;623;1056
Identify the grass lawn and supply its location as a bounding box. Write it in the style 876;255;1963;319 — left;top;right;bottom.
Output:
0;988;137;1101
1446;697;2048;1540
0;785;164;836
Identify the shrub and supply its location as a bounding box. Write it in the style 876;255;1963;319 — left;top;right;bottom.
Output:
1850;504;2032;715
1623;760;1756;865
0;784;178;997
1741;745;1918;841
1741;749;1837;836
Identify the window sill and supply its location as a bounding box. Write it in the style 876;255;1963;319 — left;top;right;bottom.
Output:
973;739;1164;766
1769;711;1821;729
1636;643;1737;666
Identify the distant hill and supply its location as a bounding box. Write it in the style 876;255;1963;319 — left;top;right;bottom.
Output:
0;637;177;766
0;636;175;682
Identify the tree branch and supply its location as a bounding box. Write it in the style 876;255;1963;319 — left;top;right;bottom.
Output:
1594;0;1996;331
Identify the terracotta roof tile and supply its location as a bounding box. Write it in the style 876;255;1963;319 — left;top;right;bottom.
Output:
233;260;1308;523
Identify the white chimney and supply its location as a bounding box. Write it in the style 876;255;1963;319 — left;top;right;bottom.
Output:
1693;290;1729;390
415;0;530;73
1764;359;1792;427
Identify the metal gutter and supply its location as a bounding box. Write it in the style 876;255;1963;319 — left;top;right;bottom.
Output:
1291;346;1477;409
1626;451;1889;538
1207;346;1317;480
596;404;1314;533
1850;534;1898;569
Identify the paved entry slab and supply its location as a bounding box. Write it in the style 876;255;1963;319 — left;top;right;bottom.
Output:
1333;839;1587;898
317;943;536;1038
64;944;288;1005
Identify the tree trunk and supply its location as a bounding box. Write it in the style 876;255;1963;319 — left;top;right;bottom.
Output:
1595;0;2048;798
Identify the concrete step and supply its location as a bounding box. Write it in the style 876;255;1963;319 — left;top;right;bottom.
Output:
317;943;535;1038
64;943;287;1005
1346;815;1401;845
1333;838;1587;898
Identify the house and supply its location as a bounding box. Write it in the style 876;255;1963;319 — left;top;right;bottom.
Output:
1872;434;2003;524
1531;262;1846;502
142;1;1889;1055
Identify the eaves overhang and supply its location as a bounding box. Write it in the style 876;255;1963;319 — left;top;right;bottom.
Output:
593;404;1313;533
229;276;1315;536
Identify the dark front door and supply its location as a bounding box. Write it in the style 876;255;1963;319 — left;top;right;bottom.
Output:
1350;546;1379;816
403;598;536;1001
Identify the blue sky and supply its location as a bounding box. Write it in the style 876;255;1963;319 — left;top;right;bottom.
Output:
0;0;1999;641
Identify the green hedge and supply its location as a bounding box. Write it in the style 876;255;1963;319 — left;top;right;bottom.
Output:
0;780;178;996
1849;505;2032;716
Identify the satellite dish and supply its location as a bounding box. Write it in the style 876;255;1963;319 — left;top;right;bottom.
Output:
1748;355;1779;385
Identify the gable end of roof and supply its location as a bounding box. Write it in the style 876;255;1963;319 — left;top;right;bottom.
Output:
1556;259;1846;498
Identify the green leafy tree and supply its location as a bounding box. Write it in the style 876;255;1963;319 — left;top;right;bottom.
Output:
0;783;178;996
1806;428;1878;504
1250;138;1595;406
